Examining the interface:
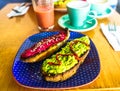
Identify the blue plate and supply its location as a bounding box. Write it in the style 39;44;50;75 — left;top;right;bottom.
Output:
58;14;98;32
12;31;100;90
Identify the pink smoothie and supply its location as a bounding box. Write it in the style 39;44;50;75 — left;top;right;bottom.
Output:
34;5;54;29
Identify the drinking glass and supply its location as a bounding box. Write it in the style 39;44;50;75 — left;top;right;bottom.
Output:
32;0;54;31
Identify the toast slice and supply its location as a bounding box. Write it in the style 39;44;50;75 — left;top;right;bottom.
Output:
20;30;70;63
41;36;90;82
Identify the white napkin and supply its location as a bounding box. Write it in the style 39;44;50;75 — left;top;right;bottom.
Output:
100;23;120;51
7;3;30;18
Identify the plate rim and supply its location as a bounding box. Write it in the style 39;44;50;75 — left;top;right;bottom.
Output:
58;14;98;32
12;71;101;90
12;31;101;90
54;7;67;12
96;6;113;19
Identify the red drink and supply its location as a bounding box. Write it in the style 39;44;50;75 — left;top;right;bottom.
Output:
34;5;54;29
32;0;54;31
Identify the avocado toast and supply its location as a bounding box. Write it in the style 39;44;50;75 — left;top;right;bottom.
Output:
41;36;90;82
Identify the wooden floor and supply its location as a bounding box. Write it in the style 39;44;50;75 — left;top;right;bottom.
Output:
0;0;31;9
116;0;120;13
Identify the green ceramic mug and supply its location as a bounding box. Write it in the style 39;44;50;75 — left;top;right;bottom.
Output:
67;0;96;27
89;0;109;15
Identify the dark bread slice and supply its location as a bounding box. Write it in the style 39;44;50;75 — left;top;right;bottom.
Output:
21;30;70;63
42;50;90;82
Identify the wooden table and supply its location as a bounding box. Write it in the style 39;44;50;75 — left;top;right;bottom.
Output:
0;3;120;91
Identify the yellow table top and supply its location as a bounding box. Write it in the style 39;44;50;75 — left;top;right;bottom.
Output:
0;3;120;91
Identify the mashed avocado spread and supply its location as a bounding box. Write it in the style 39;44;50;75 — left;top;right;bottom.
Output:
42;36;90;75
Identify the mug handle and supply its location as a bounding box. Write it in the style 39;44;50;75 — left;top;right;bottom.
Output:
85;11;97;24
88;11;97;18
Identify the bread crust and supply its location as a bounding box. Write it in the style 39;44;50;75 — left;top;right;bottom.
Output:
21;30;70;63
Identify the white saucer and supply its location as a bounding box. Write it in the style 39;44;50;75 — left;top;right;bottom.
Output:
95;7;113;19
58;14;98;32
